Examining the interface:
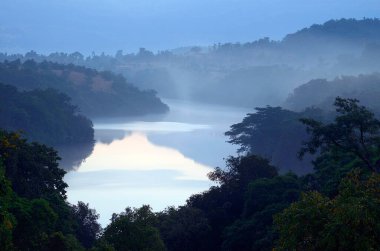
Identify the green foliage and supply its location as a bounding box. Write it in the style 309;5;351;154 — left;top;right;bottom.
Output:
189;155;278;224
0;83;94;146
0;161;15;250
0;154;84;251
85;97;380;251
244;173;301;218
9;198;58;250
275;191;330;250
226;107;302;153
0;129;97;250
222;204;283;251
44;232;85;251
185;155;279;250
311;149;364;196
226;106;322;174
275;171;380;251
274;98;380;250
300;97;380;173
209;155;278;188
1;93;379;251
157;206;211;251
71;201;102;249
91;240;116;251
0;130;67;199
220;174;301;251
102;205;166;251
0;210;14;250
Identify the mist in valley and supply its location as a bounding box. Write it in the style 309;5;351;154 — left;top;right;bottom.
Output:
1;1;380;250
3;19;380;110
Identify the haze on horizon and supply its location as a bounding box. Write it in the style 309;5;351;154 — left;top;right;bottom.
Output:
1;0;379;54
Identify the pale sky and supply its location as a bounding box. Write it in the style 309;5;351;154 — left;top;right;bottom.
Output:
0;0;379;54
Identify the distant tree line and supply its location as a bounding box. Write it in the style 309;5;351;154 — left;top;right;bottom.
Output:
0;60;169;118
1;18;380;107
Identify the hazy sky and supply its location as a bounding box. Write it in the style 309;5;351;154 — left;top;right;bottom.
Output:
0;0;379;54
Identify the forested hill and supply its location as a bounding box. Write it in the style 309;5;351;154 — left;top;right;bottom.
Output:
0;60;169;118
3;18;380;62
284;73;380;112
1;18;379;108
283;18;380;46
0;83;93;146
0;83;95;170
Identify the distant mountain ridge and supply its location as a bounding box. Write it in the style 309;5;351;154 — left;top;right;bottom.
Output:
283;18;380;45
1;18;380;108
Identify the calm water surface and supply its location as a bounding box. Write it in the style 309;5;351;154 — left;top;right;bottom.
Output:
64;99;249;225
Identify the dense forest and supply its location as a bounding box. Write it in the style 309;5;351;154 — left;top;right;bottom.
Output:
0;83;95;170
0;60;169;118
224;72;380;174
0;130;101;250
1;18;380;108
1;97;380;250
0;83;93;146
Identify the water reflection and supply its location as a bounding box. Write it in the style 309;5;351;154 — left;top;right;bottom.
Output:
77;132;212;180
65;169;212;226
65;129;215;225
95;121;211;133
56;142;95;171
95;129;128;145
64;100;249;226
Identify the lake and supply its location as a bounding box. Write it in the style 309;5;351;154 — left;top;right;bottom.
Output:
64;99;249;226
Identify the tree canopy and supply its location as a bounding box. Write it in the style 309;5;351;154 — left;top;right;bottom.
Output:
225;106;322;174
299;97;380;173
0;130;101;251
0;83;94;146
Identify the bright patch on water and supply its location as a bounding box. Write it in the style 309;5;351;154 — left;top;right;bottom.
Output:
77;132;212;180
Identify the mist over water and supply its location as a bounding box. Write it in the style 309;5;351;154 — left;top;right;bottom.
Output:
64;99;249;225
2;0;380;248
